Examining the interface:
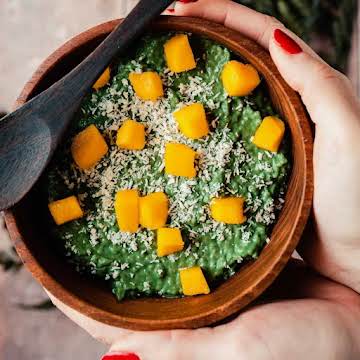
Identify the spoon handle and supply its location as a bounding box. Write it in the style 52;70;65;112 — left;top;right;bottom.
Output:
58;0;174;99
0;0;174;210
29;0;174;143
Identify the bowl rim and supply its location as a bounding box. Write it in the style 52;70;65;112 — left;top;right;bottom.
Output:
4;16;313;330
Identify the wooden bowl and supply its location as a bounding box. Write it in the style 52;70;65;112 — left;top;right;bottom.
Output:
4;17;313;330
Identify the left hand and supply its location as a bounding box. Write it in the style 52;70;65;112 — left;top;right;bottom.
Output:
49;260;360;359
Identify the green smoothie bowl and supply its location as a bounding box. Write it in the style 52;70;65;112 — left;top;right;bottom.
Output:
4;17;313;330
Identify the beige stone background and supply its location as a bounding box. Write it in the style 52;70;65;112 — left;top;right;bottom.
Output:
0;2;138;359
0;1;359;359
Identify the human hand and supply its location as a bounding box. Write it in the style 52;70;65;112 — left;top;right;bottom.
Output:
49;260;360;359
172;0;360;296
49;1;360;359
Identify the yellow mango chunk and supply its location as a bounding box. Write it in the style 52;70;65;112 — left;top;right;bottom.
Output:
221;60;260;96
165;143;196;178
164;34;196;73
174;103;209;139
93;67;111;90
129;72;164;101
252;116;285;153
179;266;210;296
140;192;168;230
71;124;108;170
116;119;146;150
157;228;184;257
115;189;139;233
210;197;247;224
48;196;84;225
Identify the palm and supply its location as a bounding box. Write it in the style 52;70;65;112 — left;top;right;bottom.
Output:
49;261;360;360
299;101;360;293
223;298;354;360
313;105;360;246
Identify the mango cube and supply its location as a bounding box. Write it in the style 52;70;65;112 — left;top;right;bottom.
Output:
140;192;168;230
93;67;111;90
252;116;285;153
116;119;146;150
165;143;196;178
179;266;210;296
129;72;164;101
210;197;247;224
157;228;184;257
48;196;84;225
164;34;196;73
221;60;260;96
115;189;139;233
71;124;108;170
174;103;209;139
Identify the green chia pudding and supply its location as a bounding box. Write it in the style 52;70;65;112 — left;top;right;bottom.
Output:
44;33;291;300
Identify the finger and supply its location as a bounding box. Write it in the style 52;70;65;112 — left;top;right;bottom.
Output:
175;0;277;49
172;0;360;128
172;0;317;57
163;1;175;14
269;29;360;127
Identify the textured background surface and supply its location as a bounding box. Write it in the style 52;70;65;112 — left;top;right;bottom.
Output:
0;2;137;359
0;0;359;359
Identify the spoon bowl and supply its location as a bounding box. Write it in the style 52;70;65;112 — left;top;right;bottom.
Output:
0;111;51;208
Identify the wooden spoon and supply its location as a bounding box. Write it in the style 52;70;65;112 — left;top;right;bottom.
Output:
0;0;173;210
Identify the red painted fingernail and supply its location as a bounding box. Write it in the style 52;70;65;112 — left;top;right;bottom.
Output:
274;29;302;54
167;8;175;12
102;353;140;360
179;0;198;3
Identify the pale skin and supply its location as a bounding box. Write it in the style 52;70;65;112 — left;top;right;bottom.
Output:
49;1;360;358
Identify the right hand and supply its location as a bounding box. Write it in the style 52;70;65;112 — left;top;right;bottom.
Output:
47;2;360;359
173;0;360;294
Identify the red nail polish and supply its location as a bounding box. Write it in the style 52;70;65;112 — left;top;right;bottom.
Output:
102;353;140;360
179;0;197;3
167;8;175;12
274;29;302;54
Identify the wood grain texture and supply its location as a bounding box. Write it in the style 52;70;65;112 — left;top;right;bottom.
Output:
4;17;313;330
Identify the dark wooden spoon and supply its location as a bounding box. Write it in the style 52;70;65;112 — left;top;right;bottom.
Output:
0;0;174;210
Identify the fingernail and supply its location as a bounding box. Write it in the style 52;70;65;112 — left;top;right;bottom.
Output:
102;353;140;360
274;29;302;54
167;0;196;12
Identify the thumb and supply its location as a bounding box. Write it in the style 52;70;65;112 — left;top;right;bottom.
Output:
269;29;360;128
